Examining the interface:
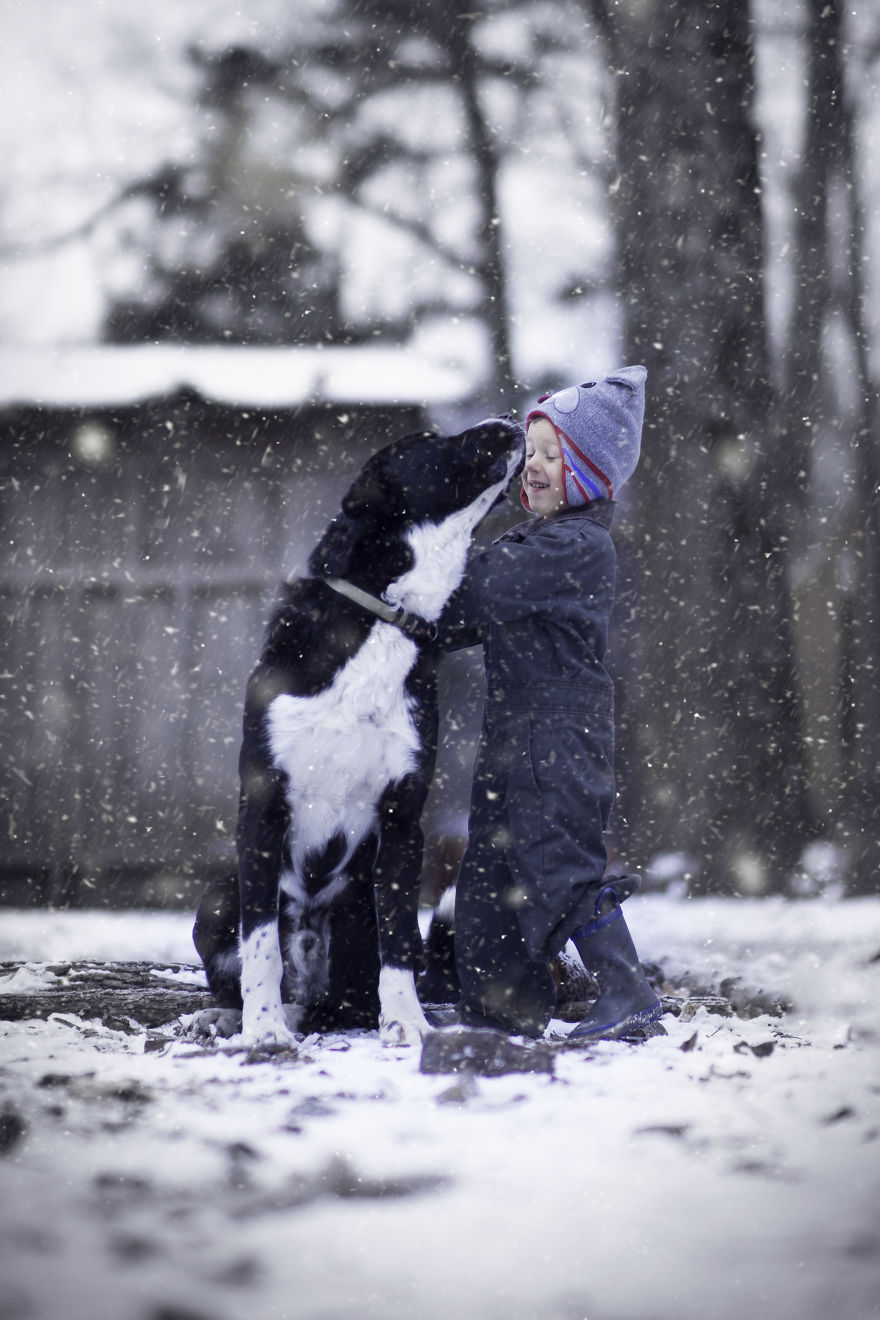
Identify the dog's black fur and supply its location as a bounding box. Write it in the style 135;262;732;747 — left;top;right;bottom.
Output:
193;418;524;1045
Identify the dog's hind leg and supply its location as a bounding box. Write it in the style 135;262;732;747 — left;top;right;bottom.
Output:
419;885;461;1006
193;873;243;1007
180;1006;243;1042
372;777;433;1045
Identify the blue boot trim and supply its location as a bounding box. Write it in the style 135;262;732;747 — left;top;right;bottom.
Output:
571;878;640;942
568;997;663;1042
571;901;622;942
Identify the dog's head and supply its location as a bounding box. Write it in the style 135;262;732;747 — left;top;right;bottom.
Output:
341;416;525;526
310;418;524;583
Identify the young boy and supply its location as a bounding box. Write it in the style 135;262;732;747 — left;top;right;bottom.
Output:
438;367;662;1040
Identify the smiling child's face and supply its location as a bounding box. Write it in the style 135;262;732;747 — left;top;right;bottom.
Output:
523;417;566;515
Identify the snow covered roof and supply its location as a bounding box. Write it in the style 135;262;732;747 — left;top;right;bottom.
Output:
0;344;473;410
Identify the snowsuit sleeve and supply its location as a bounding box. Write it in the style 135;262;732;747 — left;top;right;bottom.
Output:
438;516;615;657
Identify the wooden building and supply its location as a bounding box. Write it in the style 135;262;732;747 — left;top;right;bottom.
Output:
0;345;477;907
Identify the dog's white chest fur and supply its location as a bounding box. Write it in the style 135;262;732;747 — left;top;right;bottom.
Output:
266;503;482;865
267;623;420;863
390;497;497;620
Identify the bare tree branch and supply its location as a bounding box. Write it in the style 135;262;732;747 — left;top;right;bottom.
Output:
0;168;186;263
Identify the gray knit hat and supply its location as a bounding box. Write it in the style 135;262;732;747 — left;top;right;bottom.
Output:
524;365;647;509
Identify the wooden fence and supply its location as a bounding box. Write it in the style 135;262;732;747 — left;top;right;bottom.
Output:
1;386;438;906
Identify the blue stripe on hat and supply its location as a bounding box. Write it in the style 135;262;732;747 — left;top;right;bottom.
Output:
566;456;604;501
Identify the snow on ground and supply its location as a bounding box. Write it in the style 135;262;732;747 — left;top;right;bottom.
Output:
1;895;878;1320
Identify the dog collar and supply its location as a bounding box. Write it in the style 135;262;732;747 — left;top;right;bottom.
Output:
323;577;439;644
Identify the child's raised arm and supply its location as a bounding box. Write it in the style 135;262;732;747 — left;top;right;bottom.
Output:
437;515;615;651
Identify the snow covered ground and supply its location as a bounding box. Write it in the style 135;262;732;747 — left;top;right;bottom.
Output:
1;894;878;1320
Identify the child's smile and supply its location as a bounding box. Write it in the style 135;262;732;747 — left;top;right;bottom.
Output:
523;417;567;514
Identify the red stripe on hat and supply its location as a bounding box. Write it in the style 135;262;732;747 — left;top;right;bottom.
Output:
558;429;613;500
568;470;593;504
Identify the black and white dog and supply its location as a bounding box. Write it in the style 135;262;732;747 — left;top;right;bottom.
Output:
193;418;524;1047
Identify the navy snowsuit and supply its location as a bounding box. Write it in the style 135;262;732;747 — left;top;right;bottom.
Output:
439;501;618;1035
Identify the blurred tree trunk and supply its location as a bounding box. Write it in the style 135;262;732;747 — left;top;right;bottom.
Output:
789;0;880;893
588;0;814;893
449;22;516;399
344;1;518;397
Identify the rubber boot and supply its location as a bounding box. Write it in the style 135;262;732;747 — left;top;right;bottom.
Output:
568;883;662;1041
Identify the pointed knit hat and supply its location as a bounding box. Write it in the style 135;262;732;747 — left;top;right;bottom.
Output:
523;365;647;509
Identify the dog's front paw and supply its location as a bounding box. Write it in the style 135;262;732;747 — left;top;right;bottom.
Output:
241;1024;299;1050
379;1013;430;1047
180;1008;242;1042
378;966;430;1046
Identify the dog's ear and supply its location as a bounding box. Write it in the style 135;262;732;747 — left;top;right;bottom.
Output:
342;456;405;519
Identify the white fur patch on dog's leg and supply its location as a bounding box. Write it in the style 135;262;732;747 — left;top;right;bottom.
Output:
240;922;295;1046
378;966;431;1045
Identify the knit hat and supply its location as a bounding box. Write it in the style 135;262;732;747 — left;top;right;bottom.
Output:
523;365;646;510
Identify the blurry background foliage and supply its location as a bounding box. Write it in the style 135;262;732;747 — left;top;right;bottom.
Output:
1;0;879;901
